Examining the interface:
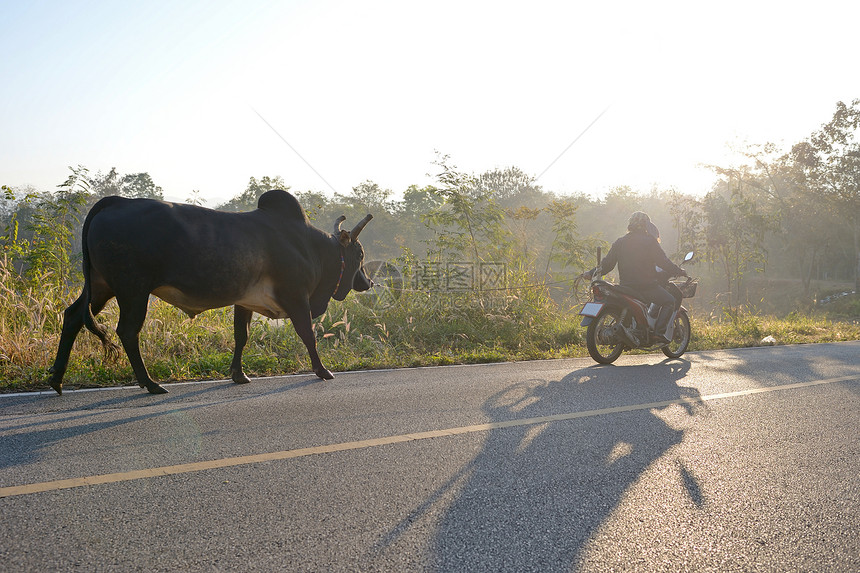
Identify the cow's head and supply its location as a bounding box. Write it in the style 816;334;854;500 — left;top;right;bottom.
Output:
332;214;373;301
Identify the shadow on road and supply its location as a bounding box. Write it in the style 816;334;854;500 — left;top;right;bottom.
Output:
0;376;322;471
693;341;860;396
401;359;703;570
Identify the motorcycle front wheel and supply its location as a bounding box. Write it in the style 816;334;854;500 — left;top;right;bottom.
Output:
662;309;691;359
586;307;626;364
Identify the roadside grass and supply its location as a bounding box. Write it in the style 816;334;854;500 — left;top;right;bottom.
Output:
2;265;858;394
690;310;860;350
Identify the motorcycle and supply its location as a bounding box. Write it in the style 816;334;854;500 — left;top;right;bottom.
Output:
579;251;698;364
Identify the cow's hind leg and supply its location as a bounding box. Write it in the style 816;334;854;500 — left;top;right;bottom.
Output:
115;294;167;394
230;305;252;384
49;278;118;395
49;292;88;395
82;279;120;359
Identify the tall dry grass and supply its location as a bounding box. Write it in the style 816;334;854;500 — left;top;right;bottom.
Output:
1;250;587;392
3;250;858;394
1;255;73;387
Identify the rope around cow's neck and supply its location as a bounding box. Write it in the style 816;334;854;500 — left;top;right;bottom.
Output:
332;248;345;298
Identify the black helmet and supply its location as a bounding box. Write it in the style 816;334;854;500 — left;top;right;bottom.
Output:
627;211;651;232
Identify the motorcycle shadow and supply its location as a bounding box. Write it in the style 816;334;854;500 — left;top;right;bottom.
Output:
431;356;705;571
571;358;699;411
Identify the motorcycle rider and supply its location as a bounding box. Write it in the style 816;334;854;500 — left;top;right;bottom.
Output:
582;211;686;345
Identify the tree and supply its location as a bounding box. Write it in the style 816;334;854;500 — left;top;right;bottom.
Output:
20;166;90;286
119;172;164;200
91;167;122;199
1;185;37;263
746;143;843;295
505;205;542;264
667;191;704;260
185;190;207;206
399;184;443;220
704;138;853;297
424;155;510;264
217;176;287;211
702;184;771;308
336;180;394;213
790;99;860;291
601;186;643;241
544;198;602;275
293;190;330;221
475;166;545;208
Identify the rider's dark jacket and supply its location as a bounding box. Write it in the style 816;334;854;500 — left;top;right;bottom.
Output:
598;229;683;287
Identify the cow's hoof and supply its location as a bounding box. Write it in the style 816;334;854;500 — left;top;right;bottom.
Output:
145;382;169;395
315;368;334;380
231;372;251;385
49;380;63;396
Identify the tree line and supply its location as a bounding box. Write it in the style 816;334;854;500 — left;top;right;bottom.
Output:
2;100;857;314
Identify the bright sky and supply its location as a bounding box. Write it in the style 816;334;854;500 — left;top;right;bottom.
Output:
2;0;857;205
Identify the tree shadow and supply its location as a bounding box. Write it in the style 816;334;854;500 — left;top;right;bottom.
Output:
381;359;705;570
693;341;860;395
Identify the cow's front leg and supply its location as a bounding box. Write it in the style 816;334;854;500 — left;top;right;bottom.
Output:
286;300;334;380
116;294;168;394
231;305;252;384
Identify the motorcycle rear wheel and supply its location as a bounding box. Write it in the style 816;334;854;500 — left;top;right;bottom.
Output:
661;310;691;359
586;307;626;364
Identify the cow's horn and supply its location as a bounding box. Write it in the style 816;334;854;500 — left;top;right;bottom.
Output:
333;215;346;235
350;214;373;241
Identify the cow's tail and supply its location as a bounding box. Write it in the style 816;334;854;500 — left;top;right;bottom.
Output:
80;197;120;360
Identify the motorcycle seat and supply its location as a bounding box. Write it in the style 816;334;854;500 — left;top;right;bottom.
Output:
614;285;642;298
602;282;644;301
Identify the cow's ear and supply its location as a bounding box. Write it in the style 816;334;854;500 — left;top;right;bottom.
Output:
338;230;351;247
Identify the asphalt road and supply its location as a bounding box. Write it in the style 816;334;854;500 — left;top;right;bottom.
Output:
1;342;858;572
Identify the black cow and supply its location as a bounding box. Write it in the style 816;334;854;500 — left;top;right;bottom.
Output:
48;190;373;395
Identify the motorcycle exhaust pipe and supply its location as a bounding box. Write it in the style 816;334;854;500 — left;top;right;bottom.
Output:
609;322;639;347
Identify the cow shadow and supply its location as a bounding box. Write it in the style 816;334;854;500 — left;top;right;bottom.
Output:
0;376;322;472
422;359;703;571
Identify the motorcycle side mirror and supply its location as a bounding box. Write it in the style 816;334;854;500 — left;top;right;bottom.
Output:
683;251;695;263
